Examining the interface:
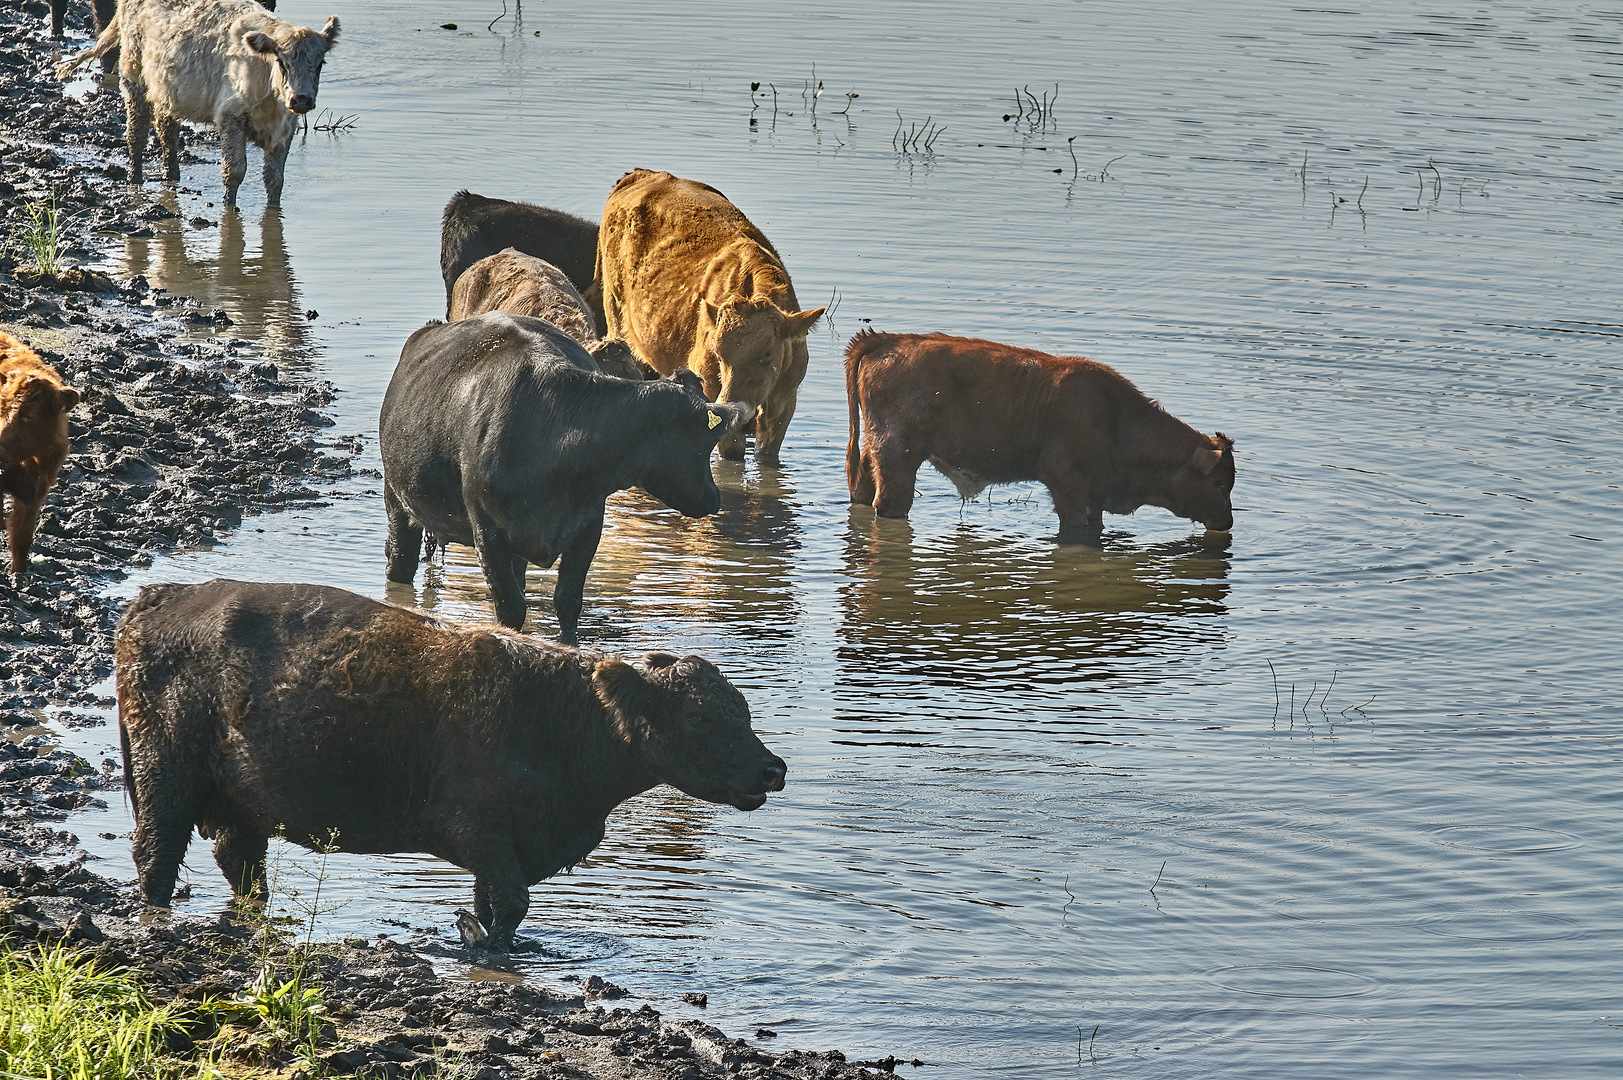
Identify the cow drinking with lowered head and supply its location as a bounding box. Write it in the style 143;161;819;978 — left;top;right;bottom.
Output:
56;0;337;208
1;332;82;580
115;579;787;952
380;312;750;640
845;330;1235;544
597;169;825;463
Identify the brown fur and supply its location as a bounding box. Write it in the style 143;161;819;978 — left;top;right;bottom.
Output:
448;248;598;344
595;169;825;462
844;330;1235;543
447;248;651;380
0;332;81;576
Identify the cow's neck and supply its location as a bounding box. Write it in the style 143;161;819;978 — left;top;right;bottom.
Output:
514;710;658;881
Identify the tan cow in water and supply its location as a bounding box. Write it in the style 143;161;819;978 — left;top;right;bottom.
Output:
596;169;824;462
56;0;338;208
447;248;648;380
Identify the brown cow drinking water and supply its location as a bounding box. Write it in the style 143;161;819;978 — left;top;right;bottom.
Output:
597;169;825;462
115;579;787;952
845;330;1235;544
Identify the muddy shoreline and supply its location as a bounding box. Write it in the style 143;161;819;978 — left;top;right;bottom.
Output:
0;7;894;1077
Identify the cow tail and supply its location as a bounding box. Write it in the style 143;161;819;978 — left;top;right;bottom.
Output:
844;328;885;498
54;5;121;81
119;707;138;817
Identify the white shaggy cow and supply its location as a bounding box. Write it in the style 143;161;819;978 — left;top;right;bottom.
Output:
56;0;338;208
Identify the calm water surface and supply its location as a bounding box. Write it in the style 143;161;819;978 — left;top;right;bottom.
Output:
49;2;1623;1076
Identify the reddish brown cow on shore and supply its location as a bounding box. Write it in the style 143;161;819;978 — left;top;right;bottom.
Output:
1;333;81;579
845;330;1234;544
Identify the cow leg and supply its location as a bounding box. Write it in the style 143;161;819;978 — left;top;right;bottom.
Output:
869;438;923;519
471;515;527;629
1042;463;1105;545
383;482;422;583
5;497;41;578
219;116;249;208
473;869;530;953
552;513;603;645
49;0;66;37
130;783;194;908
155;114;182;182
262;133;291;209
93;0;118;72
212;826;269;901
121;79;152;185
850;443;878;507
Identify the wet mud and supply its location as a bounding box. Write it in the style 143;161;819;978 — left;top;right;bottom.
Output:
1;6;891;1077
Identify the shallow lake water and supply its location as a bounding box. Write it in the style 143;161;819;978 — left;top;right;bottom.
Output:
47;1;1623;1076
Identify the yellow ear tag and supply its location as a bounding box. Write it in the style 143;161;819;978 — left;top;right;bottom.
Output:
707;410;723;429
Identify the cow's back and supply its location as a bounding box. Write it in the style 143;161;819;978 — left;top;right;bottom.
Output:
380;314;615;545
447;249;597;344
848;333;1059;476
599;170;797;369
116;580;574;851
120;0;278;123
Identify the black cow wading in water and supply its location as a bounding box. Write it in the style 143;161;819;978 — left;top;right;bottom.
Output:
116;579;787;952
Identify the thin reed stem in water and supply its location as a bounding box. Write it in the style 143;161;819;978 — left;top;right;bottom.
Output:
1267;659;1280;722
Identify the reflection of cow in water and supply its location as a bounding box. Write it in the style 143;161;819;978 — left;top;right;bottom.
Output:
117;205;309;359
390;469;805;649
836;520;1230;704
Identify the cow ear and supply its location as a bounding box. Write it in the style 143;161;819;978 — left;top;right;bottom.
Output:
592;658;649;743
321;15;341;47
244;31;279;55
1191;444;1224;475
57;386;81;411
781;306;825;339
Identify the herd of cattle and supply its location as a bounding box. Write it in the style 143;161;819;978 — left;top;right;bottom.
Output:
12;0;1236;949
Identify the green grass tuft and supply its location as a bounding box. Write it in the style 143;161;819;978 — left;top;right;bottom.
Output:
0;940;194;1079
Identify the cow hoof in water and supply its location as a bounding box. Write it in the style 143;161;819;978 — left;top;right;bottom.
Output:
455;909;488;949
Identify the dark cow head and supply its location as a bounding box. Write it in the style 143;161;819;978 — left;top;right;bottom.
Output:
636;376;752;517
1168;432;1236;532
593;653;786;811
245;15;339;115
698;296;824;408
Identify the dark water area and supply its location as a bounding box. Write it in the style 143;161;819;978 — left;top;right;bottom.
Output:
49;1;1623;1075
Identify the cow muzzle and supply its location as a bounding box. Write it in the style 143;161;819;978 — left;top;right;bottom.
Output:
730;756;787;811
1204;510;1234;532
289;95;316;114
